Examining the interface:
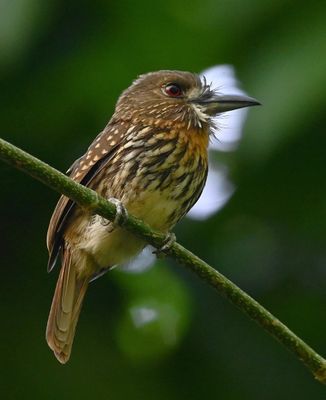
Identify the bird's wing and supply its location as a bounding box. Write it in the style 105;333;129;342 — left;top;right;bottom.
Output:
46;122;127;272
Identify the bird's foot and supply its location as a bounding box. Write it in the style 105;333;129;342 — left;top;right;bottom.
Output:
109;197;129;226
100;198;128;232
153;232;176;258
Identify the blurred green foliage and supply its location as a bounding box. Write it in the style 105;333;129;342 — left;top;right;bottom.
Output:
0;0;325;398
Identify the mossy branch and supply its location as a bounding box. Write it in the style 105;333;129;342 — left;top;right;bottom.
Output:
0;137;325;384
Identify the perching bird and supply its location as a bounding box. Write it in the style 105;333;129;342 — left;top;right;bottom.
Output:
46;69;259;363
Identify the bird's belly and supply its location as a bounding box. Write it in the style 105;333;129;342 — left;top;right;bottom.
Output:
79;221;145;268
76;189;178;269
127;189;179;231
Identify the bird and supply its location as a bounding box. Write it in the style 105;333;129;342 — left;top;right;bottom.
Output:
46;69;259;363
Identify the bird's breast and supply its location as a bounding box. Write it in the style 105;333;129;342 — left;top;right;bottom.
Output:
108;125;210;231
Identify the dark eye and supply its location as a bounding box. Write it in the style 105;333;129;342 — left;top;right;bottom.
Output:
164;83;183;97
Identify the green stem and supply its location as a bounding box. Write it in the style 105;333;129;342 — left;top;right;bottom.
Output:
0;137;325;384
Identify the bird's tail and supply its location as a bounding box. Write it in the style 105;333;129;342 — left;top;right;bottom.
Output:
46;248;89;364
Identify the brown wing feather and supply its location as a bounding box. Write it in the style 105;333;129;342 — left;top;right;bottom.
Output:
46;122;127;272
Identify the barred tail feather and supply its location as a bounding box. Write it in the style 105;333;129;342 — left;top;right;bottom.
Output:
46;249;89;364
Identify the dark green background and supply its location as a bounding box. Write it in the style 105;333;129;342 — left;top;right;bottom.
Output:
1;0;325;398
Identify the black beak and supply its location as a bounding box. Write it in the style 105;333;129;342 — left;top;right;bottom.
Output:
195;93;261;115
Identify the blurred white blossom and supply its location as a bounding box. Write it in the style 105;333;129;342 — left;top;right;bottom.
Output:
200;65;249;151
188;65;250;220
121;245;156;273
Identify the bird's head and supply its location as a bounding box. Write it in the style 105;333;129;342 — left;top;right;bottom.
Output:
115;70;260;130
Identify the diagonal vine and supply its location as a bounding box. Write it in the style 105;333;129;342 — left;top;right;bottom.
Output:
0;137;325;384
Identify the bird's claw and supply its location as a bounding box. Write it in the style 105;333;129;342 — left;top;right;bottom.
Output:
153;232;176;257
100;198;128;231
110;197;128;226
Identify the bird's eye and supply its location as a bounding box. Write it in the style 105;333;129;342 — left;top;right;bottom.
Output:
164;83;183;97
